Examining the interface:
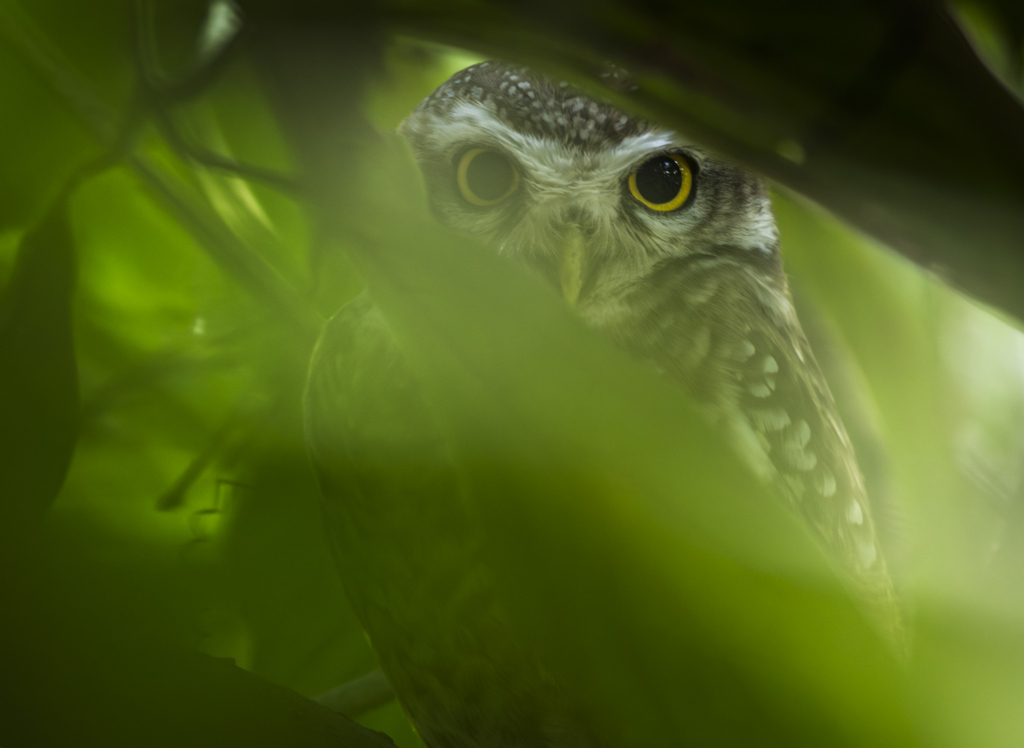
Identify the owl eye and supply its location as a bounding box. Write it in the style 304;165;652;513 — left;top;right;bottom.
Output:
628;154;693;212
457;148;520;206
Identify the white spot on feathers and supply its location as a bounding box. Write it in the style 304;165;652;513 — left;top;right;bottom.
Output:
816;467;837;498
748;382;772;398
793;419;811;447
748;407;791;432
847;500;863;525
784;447;817;471
686;278;720;306
782;420;816;470
857;539;877;568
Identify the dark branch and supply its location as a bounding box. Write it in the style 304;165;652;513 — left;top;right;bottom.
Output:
155;110;305;197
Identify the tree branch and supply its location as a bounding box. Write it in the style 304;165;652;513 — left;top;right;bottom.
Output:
155;110;305;197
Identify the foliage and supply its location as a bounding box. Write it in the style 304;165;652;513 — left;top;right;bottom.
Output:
2;1;1024;746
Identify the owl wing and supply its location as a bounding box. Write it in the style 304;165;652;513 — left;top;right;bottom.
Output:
618;253;902;646
736;301;903;636
305;292;480;656
304;292;600;748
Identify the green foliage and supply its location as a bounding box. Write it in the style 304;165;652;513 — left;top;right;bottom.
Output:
318;114;912;748
0;201;77;540
2;1;1024;747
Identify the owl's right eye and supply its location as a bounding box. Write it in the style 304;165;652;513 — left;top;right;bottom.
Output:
628;153;693;212
456;149;519;206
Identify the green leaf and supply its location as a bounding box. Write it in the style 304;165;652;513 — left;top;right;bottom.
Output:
0;200;78;540
330;130;917;747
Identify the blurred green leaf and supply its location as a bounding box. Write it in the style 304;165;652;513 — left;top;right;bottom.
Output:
0;555;399;748
0;200;78;540
375;137;914;748
284;48;918;732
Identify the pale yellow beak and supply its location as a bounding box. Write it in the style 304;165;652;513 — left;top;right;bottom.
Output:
558;224;586;307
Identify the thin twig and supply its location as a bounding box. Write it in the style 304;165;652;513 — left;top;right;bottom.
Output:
134;0;243;107
156;110;304;196
157;418;242;511
127;154;317;331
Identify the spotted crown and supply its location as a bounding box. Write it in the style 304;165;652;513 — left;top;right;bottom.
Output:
412;61;650;149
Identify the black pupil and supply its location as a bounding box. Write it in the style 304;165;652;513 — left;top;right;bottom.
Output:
467;151;514;201
635;156;683;204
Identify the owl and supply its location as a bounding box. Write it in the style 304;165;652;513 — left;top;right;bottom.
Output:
305;61;901;748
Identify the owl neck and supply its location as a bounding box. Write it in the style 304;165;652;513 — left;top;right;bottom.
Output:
554;244;787;331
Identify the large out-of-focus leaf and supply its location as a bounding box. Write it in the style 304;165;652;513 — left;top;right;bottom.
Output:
257;27;915;740
910;605;1024;748
0;556;399;748
348;131;916;748
0;38;92;230
0;201;78;540
212;415;426;748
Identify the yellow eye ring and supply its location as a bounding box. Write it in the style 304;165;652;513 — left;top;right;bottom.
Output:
628;153;692;212
457;148;519;206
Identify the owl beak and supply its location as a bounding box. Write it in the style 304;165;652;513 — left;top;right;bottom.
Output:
559;224;586;307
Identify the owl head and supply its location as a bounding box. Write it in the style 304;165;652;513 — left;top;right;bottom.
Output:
399;61;782;303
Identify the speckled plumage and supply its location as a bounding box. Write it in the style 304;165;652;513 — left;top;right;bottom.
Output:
306;61;901;748
413;63;647;149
